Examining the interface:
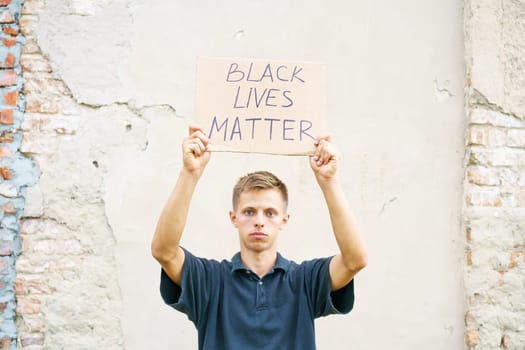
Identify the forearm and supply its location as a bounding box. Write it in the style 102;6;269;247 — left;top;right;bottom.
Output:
152;168;201;263
318;177;368;272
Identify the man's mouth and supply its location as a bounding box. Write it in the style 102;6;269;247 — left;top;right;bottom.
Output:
249;232;267;239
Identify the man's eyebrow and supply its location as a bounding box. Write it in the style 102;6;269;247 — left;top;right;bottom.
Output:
240;205;280;211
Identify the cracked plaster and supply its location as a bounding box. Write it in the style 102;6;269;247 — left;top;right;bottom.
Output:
24;0;467;349
467;0;525;119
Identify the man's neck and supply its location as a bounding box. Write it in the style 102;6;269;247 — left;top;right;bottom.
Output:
239;249;277;278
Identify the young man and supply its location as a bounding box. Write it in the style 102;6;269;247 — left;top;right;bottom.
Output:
152;125;367;350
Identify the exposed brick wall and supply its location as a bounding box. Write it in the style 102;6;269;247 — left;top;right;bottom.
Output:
14;2;158;348
13;0;125;348
5;0;524;348
0;0;39;349
463;0;525;349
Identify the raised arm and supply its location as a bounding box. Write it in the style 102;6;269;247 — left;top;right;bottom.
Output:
151;125;210;285
310;135;368;291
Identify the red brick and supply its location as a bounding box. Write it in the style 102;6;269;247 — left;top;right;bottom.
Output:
466;190;498;207
2;26;17;36
0;240;12;255
501;335;510;348
15;296;40;314
2;201;15;214
468;125;506;147
32;239;83;255
0;259;7;273
466;330;479;347
16;258;48;274
21;54;52;73
0;109;13;124
18;277;55;295
509;251;525;268
0;70;16;86
22;315;46;332
466;166;500;186
23;75;70;96
14;278;23;295
0;0;12;6
25;93;60;114
22;0;44;15
2;53;16;68
15;275;57;296
466;249;472;266
1;37;16;47
0;10;14;23
0;338;9;350
22;36;39;54
20;219;52;235
464;311;476;327
19;15;38;36
0;165;13;179
469;147;525;167
21;334;44;347
4;90;18;106
0;146;12;157
0;130;15;143
20;133;58;154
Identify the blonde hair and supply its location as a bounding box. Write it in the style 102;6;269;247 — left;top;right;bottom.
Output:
232;171;288;210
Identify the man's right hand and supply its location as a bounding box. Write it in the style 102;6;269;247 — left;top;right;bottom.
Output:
182;125;211;176
152;124;211;285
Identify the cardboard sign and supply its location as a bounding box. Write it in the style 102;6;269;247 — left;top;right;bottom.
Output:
195;57;326;155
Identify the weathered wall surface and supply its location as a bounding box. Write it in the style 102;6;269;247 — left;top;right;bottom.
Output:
14;0;466;349
15;0;136;348
463;0;525;349
0;0;39;348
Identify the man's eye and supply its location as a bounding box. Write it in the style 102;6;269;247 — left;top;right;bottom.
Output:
244;209;254;215
266;211;275;217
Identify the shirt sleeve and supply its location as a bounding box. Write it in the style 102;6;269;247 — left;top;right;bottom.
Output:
301;256;355;318
159;247;216;328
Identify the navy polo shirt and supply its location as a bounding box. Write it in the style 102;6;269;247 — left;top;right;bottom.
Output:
160;248;355;350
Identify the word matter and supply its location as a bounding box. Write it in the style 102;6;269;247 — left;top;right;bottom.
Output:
208;116;315;142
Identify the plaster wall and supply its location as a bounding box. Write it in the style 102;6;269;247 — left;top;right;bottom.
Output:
462;0;525;348
21;0;466;349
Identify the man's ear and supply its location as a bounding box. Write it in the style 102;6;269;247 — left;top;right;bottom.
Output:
229;210;237;227
281;213;290;226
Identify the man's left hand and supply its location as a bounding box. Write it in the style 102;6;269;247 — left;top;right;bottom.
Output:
309;134;340;182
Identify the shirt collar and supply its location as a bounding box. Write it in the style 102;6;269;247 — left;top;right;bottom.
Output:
231;252;290;273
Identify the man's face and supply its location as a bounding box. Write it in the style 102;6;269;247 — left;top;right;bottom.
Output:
229;188;290;254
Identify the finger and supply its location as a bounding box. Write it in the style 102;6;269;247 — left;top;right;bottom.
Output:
188;124;203;136
314;140;327;166
313;144;321;164
313;137;326;161
189;138;206;154
316;133;332;144
186;143;203;157
318;140;337;165
183;136;205;155
189;130;209;148
309;155;319;169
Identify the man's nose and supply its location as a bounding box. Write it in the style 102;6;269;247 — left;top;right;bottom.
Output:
254;213;265;227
